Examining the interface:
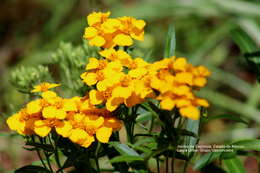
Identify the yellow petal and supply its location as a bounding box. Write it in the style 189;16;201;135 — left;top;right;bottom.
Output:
87;11;110;26
125;93;142;107
84;27;98;39
89;36;105;47
96;126;112;143
26;99;42;114
99;49;116;59
63;99;78;112
194;77;207;87
175;72;193;85
69;128;87;143
34;120;51;137
176;98;191;107
86;58;100;70
112;86;132;99
41;91;57;100
83;72;98;86
104;117;122;130
179;106;200;120
160;97;175;110
133;19;146;30
106;97;123;111
173;58;187;71
113;34;133;46
6;113;25;133
56;121;72;138
42;106;56;119
55;109;67;120
196;98;209;107
74;113;85;122
85;115;104;129
80;99;95;111
128;68;147;78
89;90;104;105
81;135;95;148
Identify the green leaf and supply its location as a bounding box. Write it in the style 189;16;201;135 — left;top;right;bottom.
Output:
232;139;260;151
176;129;199;138
110;155;144;163
25;142;54;152
193;152;222;170
204;114;248;124
136;112;152;123
164;25;176;58
109;142;139;156
224;157;246;173
231;28;260;81
14;165;50;173
184;118;200;157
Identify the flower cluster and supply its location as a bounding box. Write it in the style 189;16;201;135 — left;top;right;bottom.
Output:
83;12;145;48
81;12;211;120
7;83;121;148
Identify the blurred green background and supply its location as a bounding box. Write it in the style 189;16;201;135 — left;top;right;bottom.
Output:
0;0;260;172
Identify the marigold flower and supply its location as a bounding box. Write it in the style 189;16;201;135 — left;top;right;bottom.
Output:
31;82;60;93
7;83;122;147
84;12;145;48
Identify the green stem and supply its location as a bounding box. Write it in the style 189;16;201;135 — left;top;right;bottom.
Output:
39;137;53;173
156;157;160;173
48;135;63;173
183;161;188;173
31;136;48;170
166;156;169;173
149;116;155;133
95;142;101;173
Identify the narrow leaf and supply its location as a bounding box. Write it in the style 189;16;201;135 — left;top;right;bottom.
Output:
14;165;50;173
164;25;176;57
109;142;139;156
224;157;246;173
205;114;248;124
110;155;144;163
232;139;260;151
194;152;222;170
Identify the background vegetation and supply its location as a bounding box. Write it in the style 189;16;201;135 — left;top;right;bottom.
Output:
0;0;260;172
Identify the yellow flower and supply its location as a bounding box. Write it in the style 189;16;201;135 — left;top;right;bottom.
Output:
6;113;27;135
96;127;112;143
179;106;200;120
99;49;132;67
84;12;145;48
69;128;95;148
34;120;52;137
113;34;133;46
87;11;110;26
31;82;60;93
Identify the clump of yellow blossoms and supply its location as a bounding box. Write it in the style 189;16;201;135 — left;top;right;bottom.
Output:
7;11;210;152
81;12;211;120
7;84;121;148
83;12;145;48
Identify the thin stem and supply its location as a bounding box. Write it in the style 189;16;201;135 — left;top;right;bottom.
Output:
31;136;47;170
166;156;169;173
171;157;174;173
156;157;160;173
95;142;101;173
149;116;154;133
48;135;63;173
39;137;53;173
183;161;188;173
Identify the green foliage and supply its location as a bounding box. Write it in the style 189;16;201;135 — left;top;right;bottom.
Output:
10;65;51;93
2;0;260;172
15;165;51;173
224;157;246;173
